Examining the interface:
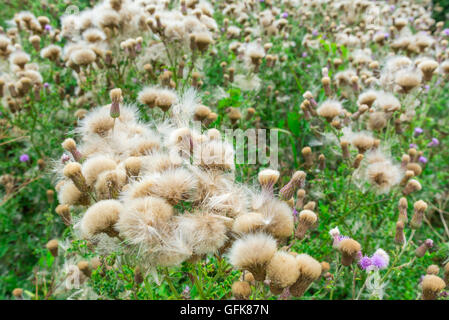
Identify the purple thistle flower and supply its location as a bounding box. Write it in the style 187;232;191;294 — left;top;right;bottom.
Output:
384;33;390;39
44;24;52;32
292;208;298;217
424;85;430;92
302;52;307;58
371;253;388;269
306;64;311;68
61;154;70;163
359;256;372;270
44;82;49;88
444;28;449;36
281;12;288;19
390;5;396;11
427;138;439;147
409;143;418;149
20;154;30;162
312;29;319;36
424;239;433;248
418;156;428;164
414;127;423;136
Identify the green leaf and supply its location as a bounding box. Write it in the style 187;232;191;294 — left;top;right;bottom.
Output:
287;112;301;136
340;44;348;58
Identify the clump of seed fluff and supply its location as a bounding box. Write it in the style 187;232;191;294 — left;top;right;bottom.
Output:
266;251;300;294
54;90;302;274
228;233;277;281
337;239;361;266
289;254;322;297
421;275;445;300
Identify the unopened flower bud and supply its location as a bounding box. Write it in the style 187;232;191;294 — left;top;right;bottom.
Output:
411;200;427;229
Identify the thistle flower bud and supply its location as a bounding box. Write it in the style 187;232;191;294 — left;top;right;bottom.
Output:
279;171;306;200
12;288;23;299
394;119;403;134
337;239;361;266
421;275;445;300
46;189;54;203
228;233;277;281
37;159;45;170
246;107;255;120
223;74;229;87
290;254;321;297
318;154;325;170
321;77;331;96
295;189;306;210
155;90;176;112
400;170;414;186
266;251;300;294
77;260;91;277
295;210;317;240
408;148;417;162
229;67;235;83
258;169;280;194
350;75;359;92
303;99;317;116
416;239;433;258
411;200;427;229
303;201;316;211
63;162;89;193
418;60;438;82
302;147;313;169
340;140;350;159
203;112;217;126
403;179;421;196
62;138;83;162
232;281;251;299
193;32;213;52
227;107;242;124
55;204;72;226
395;220;405;245
317;100;343;122
333;58;342;68
242;271;255;285
406;163;422;176
353;154;364;168
29;35;40;51
300;103;311;120
74;109;88;120
351;104;369;120
194;105;211;121
109;88;122;118
124;157;142;178
398;197;408;223
426;265;440;275
46;239;58;257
